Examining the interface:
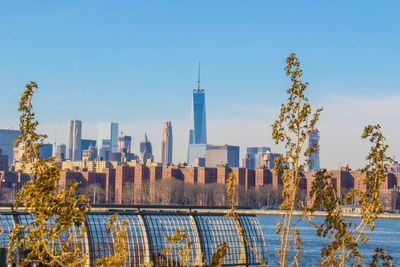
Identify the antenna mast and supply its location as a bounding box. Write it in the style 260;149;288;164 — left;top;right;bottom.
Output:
197;61;201;90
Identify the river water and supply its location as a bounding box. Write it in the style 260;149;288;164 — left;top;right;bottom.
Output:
258;215;400;266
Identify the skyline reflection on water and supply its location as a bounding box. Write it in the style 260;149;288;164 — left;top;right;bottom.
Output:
258;215;400;266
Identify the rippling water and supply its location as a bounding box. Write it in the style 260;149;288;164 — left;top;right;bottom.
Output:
258;215;400;266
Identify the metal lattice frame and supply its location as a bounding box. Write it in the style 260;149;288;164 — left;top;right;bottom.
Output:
0;208;267;266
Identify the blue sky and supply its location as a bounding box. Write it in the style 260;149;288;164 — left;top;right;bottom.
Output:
1;1;399;168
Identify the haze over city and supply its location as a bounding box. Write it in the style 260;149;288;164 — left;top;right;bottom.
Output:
1;1;399;169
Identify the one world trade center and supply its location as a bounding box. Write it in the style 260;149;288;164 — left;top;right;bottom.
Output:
187;62;207;163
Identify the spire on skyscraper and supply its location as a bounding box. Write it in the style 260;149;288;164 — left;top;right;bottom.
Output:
197;60;201;91
140;133;153;163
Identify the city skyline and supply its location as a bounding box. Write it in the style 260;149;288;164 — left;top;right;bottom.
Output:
1;2;399;169
1;3;400;266
0;62;398;169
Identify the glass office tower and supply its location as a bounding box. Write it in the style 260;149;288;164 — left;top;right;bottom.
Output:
192;88;207;144
97;122;119;159
308;129;320;171
187;63;208;164
0;129;19;168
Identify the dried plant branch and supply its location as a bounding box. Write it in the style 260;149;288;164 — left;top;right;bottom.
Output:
9;82;90;266
307;125;393;266
162;228;193;267
272;53;322;267
95;214;129;267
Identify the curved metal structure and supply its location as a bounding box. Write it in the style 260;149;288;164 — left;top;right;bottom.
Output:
0;206;268;266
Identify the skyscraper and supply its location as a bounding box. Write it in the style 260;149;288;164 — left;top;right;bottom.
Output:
187;144;210;166
161;121;173;164
243;147;271;169
118;135;132;153
308;129;320;171
39;143;53;159
187;62;207;163
56;143;67;161
67;120;82;161
81;139;97;151
82;144;97;161
205;145;240;168
0;148;9;171
192;63;207;144
192;88;207;144
140;134;153;163
97;122;119;160
0;129;19;168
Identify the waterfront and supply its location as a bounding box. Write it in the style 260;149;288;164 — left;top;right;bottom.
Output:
259;215;400;266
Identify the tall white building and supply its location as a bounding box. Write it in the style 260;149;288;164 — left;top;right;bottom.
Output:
205;145;240;168
161;122;173;164
67;120;82;161
97;122;118;160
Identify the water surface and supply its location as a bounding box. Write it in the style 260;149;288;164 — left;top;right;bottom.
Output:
258;215;400;266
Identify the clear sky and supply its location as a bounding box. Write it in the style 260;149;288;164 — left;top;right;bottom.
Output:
0;1;399;169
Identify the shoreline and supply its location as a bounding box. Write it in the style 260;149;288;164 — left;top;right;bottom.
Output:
2;204;399;219
244;209;400;219
197;208;400;219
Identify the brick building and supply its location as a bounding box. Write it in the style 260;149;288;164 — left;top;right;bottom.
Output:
114;166;133;204
102;168;116;203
